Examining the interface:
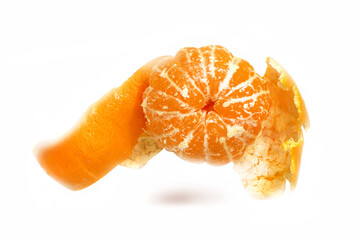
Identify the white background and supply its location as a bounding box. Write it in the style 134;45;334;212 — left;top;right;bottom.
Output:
1;0;359;239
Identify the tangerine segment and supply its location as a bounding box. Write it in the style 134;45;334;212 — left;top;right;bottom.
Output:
200;45;234;100
204;112;233;165
150;57;206;109
143;46;272;164
145;111;204;150
34;56;167;190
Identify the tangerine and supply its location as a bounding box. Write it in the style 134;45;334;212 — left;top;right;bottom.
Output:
143;46;272;165
143;46;309;198
34;45;309;198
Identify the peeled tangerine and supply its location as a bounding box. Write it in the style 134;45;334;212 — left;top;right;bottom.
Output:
35;45;309;199
142;46;309;198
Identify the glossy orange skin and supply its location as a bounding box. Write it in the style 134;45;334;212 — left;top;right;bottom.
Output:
35;56;167;190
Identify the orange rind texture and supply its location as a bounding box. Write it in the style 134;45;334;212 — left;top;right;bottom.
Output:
233;57;309;198
265;57;310;187
120;132;162;169
265;57;310;131
34;56;167;190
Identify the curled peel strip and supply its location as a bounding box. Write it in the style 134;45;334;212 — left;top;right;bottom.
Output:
265;57;310;131
265;57;310;190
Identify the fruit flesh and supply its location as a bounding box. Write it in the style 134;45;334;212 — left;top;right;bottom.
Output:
142;47;309;198
34;56;167;190
143;46;272;165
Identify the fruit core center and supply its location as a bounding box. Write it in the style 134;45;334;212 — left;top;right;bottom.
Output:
202;100;216;112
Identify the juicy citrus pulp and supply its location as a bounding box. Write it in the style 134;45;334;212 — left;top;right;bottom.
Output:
143;46;272;165
143;46;309;198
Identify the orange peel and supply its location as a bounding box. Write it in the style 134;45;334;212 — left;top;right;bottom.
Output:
265;57;310;131
233;57;309;198
265;57;310;188
34;56;166;190
34;46;309;199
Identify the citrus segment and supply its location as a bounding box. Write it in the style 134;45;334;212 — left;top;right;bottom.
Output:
145;111;204;150
204;111;232;165
150;57;206;109
200;45;234;100
175;118;206;163
175;47;209;98
142;86;195;114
